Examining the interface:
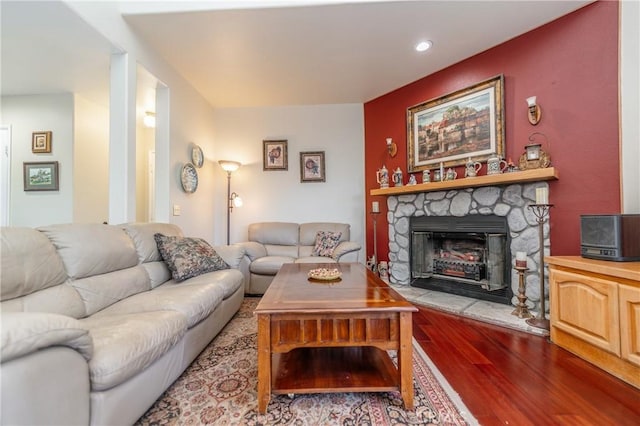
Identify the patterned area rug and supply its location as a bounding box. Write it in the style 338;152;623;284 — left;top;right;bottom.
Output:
136;298;476;425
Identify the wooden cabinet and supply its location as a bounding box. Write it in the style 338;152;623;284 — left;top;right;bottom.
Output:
619;284;640;367
547;256;640;389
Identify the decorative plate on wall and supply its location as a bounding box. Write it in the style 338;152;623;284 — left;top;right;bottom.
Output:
181;163;198;193
192;145;204;168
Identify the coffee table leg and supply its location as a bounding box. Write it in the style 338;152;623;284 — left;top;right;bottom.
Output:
398;311;414;410
257;314;271;414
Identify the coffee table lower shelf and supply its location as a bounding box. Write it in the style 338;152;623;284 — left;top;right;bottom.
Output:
272;346;400;394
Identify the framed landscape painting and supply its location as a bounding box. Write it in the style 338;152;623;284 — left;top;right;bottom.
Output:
407;75;505;172
24;161;59;191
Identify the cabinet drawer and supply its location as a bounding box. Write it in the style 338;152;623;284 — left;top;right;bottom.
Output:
620;284;640;367
550;269;620;355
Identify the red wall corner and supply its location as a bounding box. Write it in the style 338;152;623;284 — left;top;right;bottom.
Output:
364;1;620;263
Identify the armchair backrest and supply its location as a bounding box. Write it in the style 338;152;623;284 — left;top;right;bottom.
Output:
248;222;299;257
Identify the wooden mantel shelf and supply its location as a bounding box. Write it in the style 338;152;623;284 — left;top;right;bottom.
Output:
370;167;558;196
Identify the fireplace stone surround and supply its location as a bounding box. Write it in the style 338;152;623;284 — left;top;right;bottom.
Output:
387;182;550;313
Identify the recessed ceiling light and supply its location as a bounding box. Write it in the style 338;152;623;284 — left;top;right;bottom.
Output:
415;41;433;52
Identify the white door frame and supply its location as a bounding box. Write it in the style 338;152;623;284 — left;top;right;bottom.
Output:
0;125;11;226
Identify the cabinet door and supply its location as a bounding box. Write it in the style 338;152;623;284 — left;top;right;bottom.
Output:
619;284;640;367
550;269;620;355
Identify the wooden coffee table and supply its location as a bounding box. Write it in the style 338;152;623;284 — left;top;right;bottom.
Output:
254;262;417;414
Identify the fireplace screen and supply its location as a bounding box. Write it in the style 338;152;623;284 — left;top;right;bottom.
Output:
410;215;511;304
412;231;506;290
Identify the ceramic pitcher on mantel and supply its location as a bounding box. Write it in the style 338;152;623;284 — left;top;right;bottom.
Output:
465;157;482;178
486;153;508;175
376;165;389;189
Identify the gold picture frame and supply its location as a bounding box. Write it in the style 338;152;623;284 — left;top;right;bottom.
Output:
300;151;325;183
263;140;288;171
32;131;52;153
407;75;505;172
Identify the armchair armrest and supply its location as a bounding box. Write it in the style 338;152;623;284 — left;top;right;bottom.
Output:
212;244;246;269
1;312;93;363
238;241;268;261
332;241;361;261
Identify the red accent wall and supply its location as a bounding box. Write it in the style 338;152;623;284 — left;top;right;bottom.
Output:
364;1;620;261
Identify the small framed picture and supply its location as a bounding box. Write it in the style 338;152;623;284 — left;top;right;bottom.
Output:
32;131;52;153
24;161;59;191
300;151;325;183
263;140;288;170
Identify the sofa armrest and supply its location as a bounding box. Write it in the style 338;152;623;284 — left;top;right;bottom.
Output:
238;241;268;261
333;241;361;261
1;312;93;363
212;244;246;270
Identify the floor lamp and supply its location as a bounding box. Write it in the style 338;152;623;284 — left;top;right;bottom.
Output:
218;160;242;245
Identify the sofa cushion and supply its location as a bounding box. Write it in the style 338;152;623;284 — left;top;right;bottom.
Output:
1;227;68;301
248;222;299;246
1;312;93;363
81;311;187;391
299;222;350;245
154;234;229;282
38;224;139;279
312;231;342;257
249;256;295;275
122;223;183;264
89;270;237;328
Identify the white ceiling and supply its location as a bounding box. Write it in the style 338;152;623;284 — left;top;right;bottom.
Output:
122;0;593;108
1;1;594;109
0;1;116;105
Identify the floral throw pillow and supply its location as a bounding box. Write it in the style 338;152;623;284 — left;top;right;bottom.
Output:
154;233;229;282
311;231;342;257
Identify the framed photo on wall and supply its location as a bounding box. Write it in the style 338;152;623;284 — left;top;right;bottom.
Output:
32;131;52;153
24;161;59;191
263;140;288;170
407;74;505;172
300;151;325;183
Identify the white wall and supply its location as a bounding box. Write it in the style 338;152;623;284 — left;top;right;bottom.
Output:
74;94;109;223
620;0;640;213
68;1;220;240
213;104;365;259
2;94;74;226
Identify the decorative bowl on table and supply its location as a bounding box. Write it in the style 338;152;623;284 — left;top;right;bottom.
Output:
307;268;342;281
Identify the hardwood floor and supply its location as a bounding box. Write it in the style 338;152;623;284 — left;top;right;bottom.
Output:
413;305;640;426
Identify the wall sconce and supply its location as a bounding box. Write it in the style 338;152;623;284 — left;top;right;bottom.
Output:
386;137;397;157
218;160;242;245
526;96;541;125
143;111;156;128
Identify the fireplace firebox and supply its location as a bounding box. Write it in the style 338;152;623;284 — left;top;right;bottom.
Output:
410;215;513;305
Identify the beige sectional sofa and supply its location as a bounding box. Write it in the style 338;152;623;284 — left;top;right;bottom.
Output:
238;222;361;294
0;222;244;426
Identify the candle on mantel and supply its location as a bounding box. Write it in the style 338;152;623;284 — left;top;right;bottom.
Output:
516;251;527;268
372;201;380;213
535;187;549;205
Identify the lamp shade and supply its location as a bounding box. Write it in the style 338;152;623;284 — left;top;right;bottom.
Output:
218;160;241;173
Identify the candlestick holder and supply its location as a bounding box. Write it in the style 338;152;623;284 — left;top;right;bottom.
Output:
512;266;533;319
370;211;381;276
526;203;553;330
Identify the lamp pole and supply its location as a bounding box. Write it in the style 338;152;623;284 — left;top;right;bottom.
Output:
225;170;231;245
218;160;241;246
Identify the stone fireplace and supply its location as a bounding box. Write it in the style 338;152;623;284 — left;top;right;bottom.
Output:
387;182;550;312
